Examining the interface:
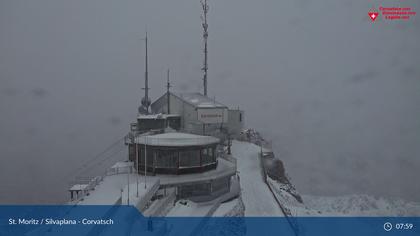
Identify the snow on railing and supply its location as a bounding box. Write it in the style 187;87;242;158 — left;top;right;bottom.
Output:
105;162;134;176
68;176;103;203
69;163;135;203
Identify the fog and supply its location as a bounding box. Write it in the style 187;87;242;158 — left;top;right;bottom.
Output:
1;0;419;203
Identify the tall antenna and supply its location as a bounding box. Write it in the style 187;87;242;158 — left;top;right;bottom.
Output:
201;0;209;96
166;69;171;114
140;32;151;114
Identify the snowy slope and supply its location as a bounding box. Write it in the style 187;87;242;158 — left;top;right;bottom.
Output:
267;177;420;216
231;140;283;216
240;128;420;217
302;194;420;216
267;177;321;217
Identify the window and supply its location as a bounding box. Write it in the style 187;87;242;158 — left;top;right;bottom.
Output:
178;183;211;198
212;177;230;193
239;113;242;122
139;147;154;166
201;147;215;165
155;150;178;168
179;150;200;167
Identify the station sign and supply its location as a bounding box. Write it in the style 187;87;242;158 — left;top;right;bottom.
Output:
197;108;228;124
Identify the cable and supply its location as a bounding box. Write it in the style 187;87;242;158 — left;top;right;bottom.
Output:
58;134;127;183
79;143;126;176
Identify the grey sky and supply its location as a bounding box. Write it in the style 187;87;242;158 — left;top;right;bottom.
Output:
1;0;419;203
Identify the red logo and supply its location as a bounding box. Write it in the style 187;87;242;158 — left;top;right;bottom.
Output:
368;11;379;21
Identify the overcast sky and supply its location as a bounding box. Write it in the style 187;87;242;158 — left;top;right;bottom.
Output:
1;0;419;203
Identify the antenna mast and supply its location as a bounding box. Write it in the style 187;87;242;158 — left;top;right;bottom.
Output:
201;0;209;96
140;32;151;114
166;69;171;114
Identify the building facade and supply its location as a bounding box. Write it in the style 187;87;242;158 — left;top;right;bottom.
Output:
151;92;244;137
127;132;235;202
130;133;219;175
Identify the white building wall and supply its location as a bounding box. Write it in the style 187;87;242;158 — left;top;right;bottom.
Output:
151;93;197;130
151;93;241;137
168;94;197;131
151;94;168;114
227;109;244;137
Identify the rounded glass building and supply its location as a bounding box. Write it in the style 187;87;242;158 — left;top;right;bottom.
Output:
131;132;220;175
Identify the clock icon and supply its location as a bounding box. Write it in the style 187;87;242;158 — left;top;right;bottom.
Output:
384;222;393;232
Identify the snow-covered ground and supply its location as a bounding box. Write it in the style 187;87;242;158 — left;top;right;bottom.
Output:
267;177;321;217
78;173;158;205
268;176;420;216
302;194;420;216
231;140;283;216
166;200;214;217
213;198;242;216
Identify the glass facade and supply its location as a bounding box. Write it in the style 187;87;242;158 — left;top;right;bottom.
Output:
211;176;230;195
177;176;231;200
179;150;201;167
178;183;211;199
128;142;232;201
134;144;217;174
155;150;178;168
201;147;215;165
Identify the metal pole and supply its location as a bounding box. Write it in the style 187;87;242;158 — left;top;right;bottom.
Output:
144;136;147;189
145;32;148;102
167;69;171;114
228;134;232;155
201;0;209;96
127;166;130;205
120;189;123;205
136;138;139;197
141;32;151;113
144;32;149;113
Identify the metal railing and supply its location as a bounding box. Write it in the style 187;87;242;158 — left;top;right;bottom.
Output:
136;136;219;146
69;163;135;203
68;176;103;203
105;165;134;176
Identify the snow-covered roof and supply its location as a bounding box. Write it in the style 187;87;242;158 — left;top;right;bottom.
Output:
111;161;133;169
173;92;227;109
135;132;219;147
137;113;180;119
69;184;88;191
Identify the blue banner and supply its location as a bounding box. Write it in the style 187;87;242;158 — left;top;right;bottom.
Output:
0;205;418;236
